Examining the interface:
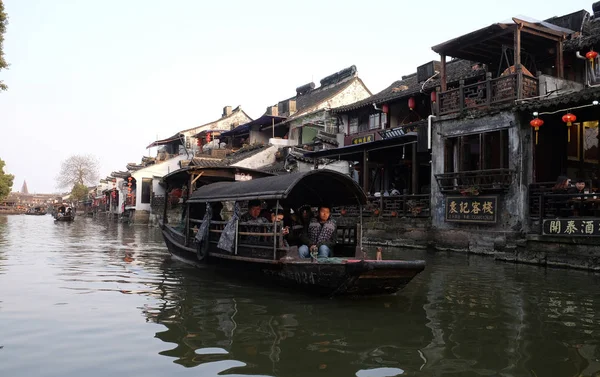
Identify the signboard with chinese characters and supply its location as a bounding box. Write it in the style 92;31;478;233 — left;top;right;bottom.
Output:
351;134;374;145
234;173;253;181
542;219;600;236
445;196;498;224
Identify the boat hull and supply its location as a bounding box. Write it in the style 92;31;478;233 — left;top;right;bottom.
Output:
161;225;425;296
54;215;75;222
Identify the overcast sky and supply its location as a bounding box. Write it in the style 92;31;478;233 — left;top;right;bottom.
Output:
0;0;594;193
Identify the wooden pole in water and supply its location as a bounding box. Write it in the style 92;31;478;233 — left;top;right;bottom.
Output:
273;200;279;260
184;174;192;246
234;218;239;255
162;182;169;225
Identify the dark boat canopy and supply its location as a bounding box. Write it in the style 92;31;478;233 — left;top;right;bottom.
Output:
188;169;367;206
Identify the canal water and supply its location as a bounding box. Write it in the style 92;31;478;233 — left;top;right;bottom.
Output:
1;215;599;377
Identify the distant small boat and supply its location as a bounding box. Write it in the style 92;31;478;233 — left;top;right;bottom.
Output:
25;206;47;216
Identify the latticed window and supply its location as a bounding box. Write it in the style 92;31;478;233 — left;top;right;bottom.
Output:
444;130;509;172
348;117;359;135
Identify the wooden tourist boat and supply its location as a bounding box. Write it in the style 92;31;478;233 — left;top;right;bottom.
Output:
53;204;75;222
160;169;425;296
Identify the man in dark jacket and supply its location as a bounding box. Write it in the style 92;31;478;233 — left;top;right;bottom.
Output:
298;205;336;258
240;200;268;243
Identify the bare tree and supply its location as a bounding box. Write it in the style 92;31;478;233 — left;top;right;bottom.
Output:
56;155;100;189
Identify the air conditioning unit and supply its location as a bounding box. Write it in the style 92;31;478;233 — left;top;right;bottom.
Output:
417;61;441;83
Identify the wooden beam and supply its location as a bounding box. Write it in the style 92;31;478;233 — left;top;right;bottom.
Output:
363;151;369;194
162;182;169;225
514;24;523;99
521;27;562;41
514;25;521;68
411;144;418;194
184;174;192;246
440;54;447;92
191;172;204;187
460;45;499;56
556;39;564;79
512;17;566;39
447;52;494;65
190;170;234;179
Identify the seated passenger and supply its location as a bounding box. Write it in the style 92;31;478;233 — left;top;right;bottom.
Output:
240;200;267;223
568;178;587;195
298;205;336;259
269;203;285;223
240;200;268;243
568;178;591;216
284;205;311;246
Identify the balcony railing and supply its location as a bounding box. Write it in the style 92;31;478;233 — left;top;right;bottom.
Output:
332;194;431;219
529;183;600;219
434;169;514;193
437;72;539;116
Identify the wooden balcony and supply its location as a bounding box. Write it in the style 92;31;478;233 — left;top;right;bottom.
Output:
434;169;514;193
529;183;600;220
437;72;538;116
332;194;431;219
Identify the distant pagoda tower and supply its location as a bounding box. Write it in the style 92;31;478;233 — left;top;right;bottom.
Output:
21;180;29;194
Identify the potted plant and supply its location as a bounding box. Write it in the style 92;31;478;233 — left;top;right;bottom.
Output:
406;199;423;216
460;185;480;196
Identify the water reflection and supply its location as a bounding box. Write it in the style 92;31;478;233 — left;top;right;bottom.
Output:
0;215;599;377
142;250;600;377
142;261;428;375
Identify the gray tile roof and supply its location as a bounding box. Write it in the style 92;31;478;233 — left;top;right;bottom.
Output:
516;86;600;111
333;60;485;113
564;17;600;51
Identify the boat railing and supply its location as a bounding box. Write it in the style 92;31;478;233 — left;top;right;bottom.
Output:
189;219;288;258
189;218;360;259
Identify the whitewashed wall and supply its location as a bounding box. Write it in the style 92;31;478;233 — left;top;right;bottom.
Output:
132;156;185;213
231;145;278;170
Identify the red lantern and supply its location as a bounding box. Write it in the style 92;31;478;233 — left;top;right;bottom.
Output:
562;113;577;142
196;138;202;147
430;91;436;104
530;117;544;145
128;177;132;182
206;133;212;143
408;97;416;111
586;49;598;68
381;104;389;114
